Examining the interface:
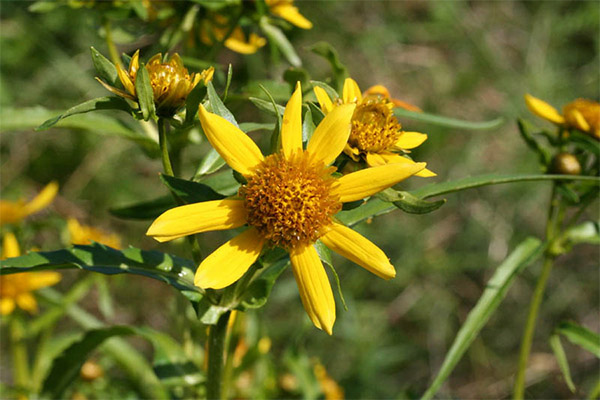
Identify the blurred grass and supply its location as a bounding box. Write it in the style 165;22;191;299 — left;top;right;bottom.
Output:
1;1;598;398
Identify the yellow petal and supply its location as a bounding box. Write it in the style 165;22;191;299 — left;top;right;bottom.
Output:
225;29;266;54
194;228;264;289
281;82;304;158
95;78;136;100
320;223;395;280
306;104;355;166
147;199;247;243
366;153;436;177
129;49;140;77
0;298;15;315
117;64;136;96
198;105;265;177
270;4;313;29
16;293;38;314
332;162;426;202
290;244;335;334
395;131;428;150
26;272;61;291
200;66;215;85
342;78;362;104
2;232;20;259
23;181;58;217
363;84;391;99
566;108;591;132
313;86;333;114
524;94;565;125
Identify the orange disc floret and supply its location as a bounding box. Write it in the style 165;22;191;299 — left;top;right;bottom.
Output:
349;95;401;154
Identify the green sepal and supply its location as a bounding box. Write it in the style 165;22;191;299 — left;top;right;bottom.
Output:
90;46;119;86
135;63;157;121
36;96;132;131
377;188;446;214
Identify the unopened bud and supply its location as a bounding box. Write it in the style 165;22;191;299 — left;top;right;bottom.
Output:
550;153;581;175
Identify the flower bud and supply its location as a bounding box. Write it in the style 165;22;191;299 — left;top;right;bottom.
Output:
550;152;581;175
80;360;104;381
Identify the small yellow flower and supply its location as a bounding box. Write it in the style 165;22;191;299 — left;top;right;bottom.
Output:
147;83;426;334
0;182;58;226
314;360;344;400
97;50;214;115
525;94;600;139
67;219;122;249
201;16;267;55
314;78;435;177
265;0;313;29
0;233;61;315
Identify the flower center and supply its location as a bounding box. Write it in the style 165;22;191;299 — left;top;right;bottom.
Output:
240;152;341;249
147;63;190;102
349;95;401;153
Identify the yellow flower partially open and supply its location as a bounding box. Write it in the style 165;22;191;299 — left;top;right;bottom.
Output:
314;78;435;177
67;218;122;249
147;83;426;334
97;50;214;115
525;94;600;139
0;182;58;226
265;0;312;29
0;233;61;315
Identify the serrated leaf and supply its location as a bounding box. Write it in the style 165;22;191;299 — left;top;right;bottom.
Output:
110;196;175;220
249;97;286;116
308;42;348;91
549;334;576;392
421;237;545;400
159;174;225;204
36;97;132;130
556;321;600;358
394;108;504;131
260;19;301;67
0;243;199;294
205;81;238;127
135;63;156;121
90;46;119;86
377;188;446;214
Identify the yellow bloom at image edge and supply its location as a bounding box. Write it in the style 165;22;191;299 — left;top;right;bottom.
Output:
147;82;427;334
0;181;58;225
1;233;61;315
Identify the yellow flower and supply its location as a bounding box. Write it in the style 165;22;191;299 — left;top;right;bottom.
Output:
67;219;122;249
265;0;313;29
201;16;267;55
314;78;435;177
314;361;344;400
0;182;58;226
147;83;426;334
0;233;61;315
525;94;600;139
97;50;214;115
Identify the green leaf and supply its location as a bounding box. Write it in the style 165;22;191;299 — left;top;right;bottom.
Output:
249;96;286;116
36;97;132;130
0;243;199;294
110;196;175;220
184;82;208;126
376;188;446;214
549;334;576;392
315;240;347;311
302;106;315;143
421;237;545;400
394;108;504;131
239;122;276;133
260;19;301;67
562;221;600;246
517;118;551;165
206;81;238;127
223;64;233;101
160;174;225;203
308;42;348;91
556;321;600;358
283;67;311;90
41;325;203;399
90;46;118;86
310;80;339;103
239;258;289;310
135;63;156;121
195;148;227;177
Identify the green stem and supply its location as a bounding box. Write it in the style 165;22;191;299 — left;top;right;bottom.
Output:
103;18;120;66
513;185;562;399
10;314;30;391
158;118;174;177
206;311;231;400
588;379;600;400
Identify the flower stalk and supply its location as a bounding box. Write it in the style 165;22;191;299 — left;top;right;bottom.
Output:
10;314;30;392
206;311;231;400
158;118;175;177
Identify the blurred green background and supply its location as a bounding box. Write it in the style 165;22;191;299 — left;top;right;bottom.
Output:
1;1;598;398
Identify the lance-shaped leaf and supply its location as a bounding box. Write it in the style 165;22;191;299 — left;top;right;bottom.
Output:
377;188;446;214
249;97;286;116
0;243;199;294
110;196;175;220
90;46;118;86
135;63;156;121
556;321;600;358
421;237;545;400
549;333;576;393
159;174;225;203
308;42;348;91
260;19;301;67
36;97;132;130
205;81;238;127
394;108;504;130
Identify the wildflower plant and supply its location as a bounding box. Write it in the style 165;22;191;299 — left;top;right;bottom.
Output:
1;2;599;399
